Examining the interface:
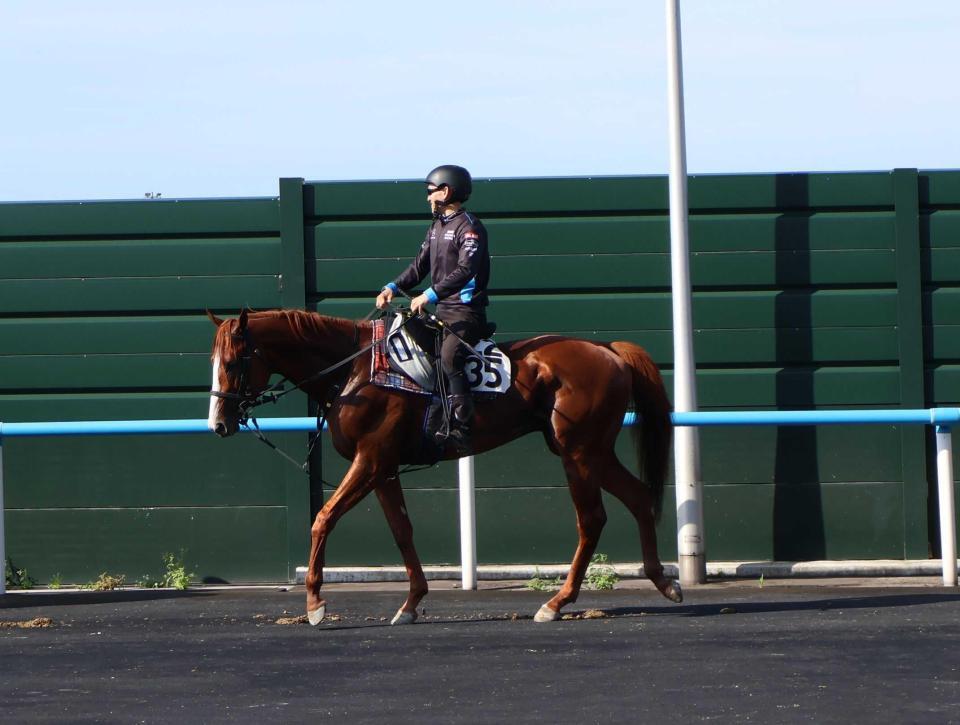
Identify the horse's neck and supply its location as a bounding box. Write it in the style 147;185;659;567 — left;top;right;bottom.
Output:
252;312;365;392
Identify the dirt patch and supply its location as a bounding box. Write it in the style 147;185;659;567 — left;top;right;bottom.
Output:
275;615;309;625
275;614;342;625
562;609;609;620
0;617;56;629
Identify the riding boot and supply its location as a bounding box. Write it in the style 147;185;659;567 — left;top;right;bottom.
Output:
445;393;475;456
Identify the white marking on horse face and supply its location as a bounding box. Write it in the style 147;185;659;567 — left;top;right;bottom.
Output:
208;352;221;430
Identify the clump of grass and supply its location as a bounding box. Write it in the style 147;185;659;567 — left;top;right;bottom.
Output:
139;551;195;590
48;573;63;590
5;558;36;590
585;553;619;591
160;552;194;590
525;567;563;592
83;572;126;591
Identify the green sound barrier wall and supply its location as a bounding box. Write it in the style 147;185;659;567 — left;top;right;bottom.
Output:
1;169;958;583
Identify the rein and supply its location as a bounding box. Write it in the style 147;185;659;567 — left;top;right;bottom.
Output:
212;306;414;479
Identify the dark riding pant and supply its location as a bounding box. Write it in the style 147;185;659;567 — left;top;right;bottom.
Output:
438;305;486;395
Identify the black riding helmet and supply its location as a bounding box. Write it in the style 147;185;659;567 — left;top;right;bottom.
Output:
425;165;472;203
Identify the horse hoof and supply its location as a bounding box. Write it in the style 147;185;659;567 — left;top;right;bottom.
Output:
665;580;683;603
390;608;417;626
307;605;326;626
534;604;560;623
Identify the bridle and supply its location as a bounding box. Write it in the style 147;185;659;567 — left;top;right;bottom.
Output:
209;306;437;478
209;326;264;422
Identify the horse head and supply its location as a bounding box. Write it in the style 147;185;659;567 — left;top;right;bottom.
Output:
207;309;273;437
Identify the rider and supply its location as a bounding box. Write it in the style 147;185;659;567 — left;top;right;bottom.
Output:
375;164;491;455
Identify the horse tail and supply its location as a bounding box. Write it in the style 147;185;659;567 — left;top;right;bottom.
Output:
609;341;673;522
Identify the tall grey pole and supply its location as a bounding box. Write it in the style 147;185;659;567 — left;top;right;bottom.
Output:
666;0;706;585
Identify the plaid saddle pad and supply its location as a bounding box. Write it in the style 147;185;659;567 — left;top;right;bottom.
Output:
370;319;434;396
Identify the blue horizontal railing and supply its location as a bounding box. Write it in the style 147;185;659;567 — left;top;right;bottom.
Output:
2;408;960;438
0;418;320;438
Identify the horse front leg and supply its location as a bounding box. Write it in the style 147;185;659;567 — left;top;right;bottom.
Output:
305;456;378;625
375;473;428;625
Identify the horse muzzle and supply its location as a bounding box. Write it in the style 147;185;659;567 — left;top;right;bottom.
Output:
209;389;244;438
213;419;238;438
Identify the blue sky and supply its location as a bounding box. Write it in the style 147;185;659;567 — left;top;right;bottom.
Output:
2;1;958;201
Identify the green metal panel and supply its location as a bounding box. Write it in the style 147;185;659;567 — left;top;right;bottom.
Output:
0;194;309;584
4;434;295;509
927;289;960;324
304;172;893;219
6;169;960;576
4;507;289;584
919;170;960;206
929;366;960;402
0;353;207;391
304;169;932;565
315;290;898;331
0;316;221;355
893;169;928;557
926;249;960;282
922;210;960;248
0;237;281;278
278;178;311;576
0;197;279;237
278;178;307;310
308;211;896;258
311;250;895;295
320;478;904;566
0;277;281;314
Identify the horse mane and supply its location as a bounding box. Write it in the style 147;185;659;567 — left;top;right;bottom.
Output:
275;309;363;348
212;310;365;359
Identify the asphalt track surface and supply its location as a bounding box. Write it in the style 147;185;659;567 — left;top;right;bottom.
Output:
2;578;960;724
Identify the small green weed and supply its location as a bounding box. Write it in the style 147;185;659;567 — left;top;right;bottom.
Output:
4;558;36;590
160;552;194;590
585;553;619;591
48;573;63;590
139;552;195;590
525;568;563;592
83;572;126;591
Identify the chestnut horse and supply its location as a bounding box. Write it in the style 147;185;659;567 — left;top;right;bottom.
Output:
208;308;682;625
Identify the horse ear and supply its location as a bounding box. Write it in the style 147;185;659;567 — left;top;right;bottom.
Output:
206;309;224;327
238;308;249;330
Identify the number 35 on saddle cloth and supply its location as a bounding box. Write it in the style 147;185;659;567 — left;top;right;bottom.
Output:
370;315;511;396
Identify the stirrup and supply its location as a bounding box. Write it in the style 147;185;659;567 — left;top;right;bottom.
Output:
439;427;472;457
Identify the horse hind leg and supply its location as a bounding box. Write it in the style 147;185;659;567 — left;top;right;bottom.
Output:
374;474;428;625
535;453;608;623
601;457;682;603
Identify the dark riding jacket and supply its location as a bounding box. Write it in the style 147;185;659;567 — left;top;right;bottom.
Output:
389;209;489;310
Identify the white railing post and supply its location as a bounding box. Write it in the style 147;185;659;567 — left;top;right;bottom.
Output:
458;455;477;590
935;425;958;586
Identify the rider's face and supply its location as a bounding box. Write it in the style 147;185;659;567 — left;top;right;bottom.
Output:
427;185;450;213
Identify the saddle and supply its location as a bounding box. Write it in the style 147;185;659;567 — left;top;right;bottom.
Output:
371;312;509;396
370;311;510;463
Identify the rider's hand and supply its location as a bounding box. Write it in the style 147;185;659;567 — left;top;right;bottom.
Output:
376;287;394;310
410;293;430;315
